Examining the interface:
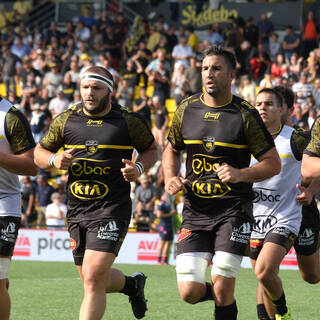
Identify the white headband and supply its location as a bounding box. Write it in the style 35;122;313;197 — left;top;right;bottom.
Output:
81;73;113;92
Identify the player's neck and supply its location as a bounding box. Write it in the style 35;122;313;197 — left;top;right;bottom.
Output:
203;92;232;107
83;104;112;117
269;123;282;137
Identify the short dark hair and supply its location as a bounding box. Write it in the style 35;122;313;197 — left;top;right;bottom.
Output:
257;88;283;108
274;85;294;109
203;45;236;70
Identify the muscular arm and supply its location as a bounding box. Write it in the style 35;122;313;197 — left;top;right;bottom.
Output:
301;154;320;180
0;148;38;176
162;143;188;195
217;147;281;183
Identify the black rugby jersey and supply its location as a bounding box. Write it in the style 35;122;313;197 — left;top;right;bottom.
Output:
168;93;275;225
40;103;154;222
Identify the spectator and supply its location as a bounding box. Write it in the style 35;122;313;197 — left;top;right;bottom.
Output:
65;56;80;85
1;46;20;96
10;35;31;60
301;10;319;59
205;23;224;47
235;40;253;77
18;55;42;89
42;61;64;98
155;192;176;265
45;192;67;229
79;5;95;28
115;78;134;110
292;72;313;109
61;72;76;102
48;88;70;117
134;173;157;231
165;25;178;53
312;77;320;109
21;176;37;227
146;26;161;52
172;35;193;71
171;63;187;103
13;0;32;24
151;95;169;151
288;52;303;76
74;20;91;48
184;56;202;95
96;9;113;32
104;25;123;71
282;25;301;61
244;16;260;50
250;43;271;83
145;49;171;77
271;53;286;78
238;74;256;105
29;102;50;143
132;87;152;128
36;174;55;228
186;25;199;52
268;32;282;62
257;12;274;49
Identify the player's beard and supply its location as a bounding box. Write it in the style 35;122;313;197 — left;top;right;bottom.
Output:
82;94;110;115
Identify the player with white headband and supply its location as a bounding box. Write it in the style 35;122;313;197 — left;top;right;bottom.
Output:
34;66;157;319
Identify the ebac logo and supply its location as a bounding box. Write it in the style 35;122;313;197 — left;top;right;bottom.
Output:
13;234;31;256
137;240;159;261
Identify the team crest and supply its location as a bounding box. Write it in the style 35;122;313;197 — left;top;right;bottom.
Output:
203;136;215;153
85;140;98;155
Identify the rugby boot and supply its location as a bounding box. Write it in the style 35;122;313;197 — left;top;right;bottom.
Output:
129;272;148;319
275;309;292;320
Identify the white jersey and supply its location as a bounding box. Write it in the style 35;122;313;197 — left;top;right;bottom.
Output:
251;125;302;238
0;98;21;217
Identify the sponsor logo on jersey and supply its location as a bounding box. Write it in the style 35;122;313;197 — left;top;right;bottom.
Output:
253;214;278;234
192;178;231;198
71;159;111;177
202;136;215;152
203;112;220;121
70;180;109;200
230;222;251;244
253;187;280;203
87;119;103;127
85;140;98;155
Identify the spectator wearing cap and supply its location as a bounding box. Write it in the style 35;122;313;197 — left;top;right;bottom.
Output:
282;25;301;61
42;61;64;97
79;53;94;75
48;87;70;117
45;192;67;229
1;46;20;96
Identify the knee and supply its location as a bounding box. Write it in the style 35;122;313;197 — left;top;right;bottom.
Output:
301;272;320;284
254;266;274;283
178;287;201;304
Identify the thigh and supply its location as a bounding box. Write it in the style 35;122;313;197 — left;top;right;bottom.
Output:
296;249;320;275
0;216;21;257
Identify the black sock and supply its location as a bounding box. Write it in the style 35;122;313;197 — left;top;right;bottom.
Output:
214;300;237;320
272;292;287;316
198;282;214;303
257;303;271;320
120;276;137;296
157;256;161;263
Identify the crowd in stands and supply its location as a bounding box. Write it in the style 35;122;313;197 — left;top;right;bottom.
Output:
1;1;320;231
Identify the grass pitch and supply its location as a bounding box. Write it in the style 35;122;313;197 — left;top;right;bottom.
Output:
8;261;320;319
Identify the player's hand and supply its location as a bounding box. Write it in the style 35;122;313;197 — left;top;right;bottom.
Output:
296;184;313;205
216;164;242;183
54;148;76;170
121;159;139;182
165;176;189;195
